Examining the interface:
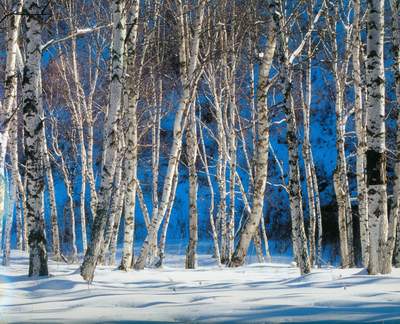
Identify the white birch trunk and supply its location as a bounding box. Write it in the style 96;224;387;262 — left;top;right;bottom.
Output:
2;173;13;266
156;166;179;268
81;0;126;281
100;155;124;265
119;0;140;270
229;5;277;267
198;115;221;265
134;0;205;270
329;7;354;267
366;0;388;275
42;128;61;260
353;0;369;268
0;0;23;239
302;39;317;266
381;0;400;273
227;90;237;263
50;117;77;261
108;189;125;266
392;0;400;268
185;103;198;269
86;119;97;220
9;104;23;251
22;0;48;277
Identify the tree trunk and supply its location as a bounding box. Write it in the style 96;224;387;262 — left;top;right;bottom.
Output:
134;0;205;270
0;0;23;247
100;156;124;265
198;113;221;265
302;39;317;266
156;165;178;268
353;0;369;268
381;0;400;273
119;0;140;271
9;115;23;251
333;168;349;267
229;6;277;267
81;0;126;282
22;0;48;277
185;103;198;269
42;128;61;260
2;174;13;266
366;0;388;275
392;0;400;268
328;5;354;267
107;193;125;266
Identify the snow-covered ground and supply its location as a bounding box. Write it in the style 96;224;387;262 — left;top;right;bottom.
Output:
1;250;400;323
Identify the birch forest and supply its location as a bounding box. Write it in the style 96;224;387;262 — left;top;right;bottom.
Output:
1;0;400;297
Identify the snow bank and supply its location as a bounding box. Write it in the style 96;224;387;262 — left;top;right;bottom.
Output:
1;250;400;323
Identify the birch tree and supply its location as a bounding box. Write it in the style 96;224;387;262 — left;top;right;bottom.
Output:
274;0;324;274
134;0;205;270
381;0;399;273
2;172;13;266
228;0;278;267
81;0;127;282
392;0;400;268
365;0;388;275
119;0;140;270
327;3;354;267
22;0;48;277
0;0;23;232
185;102;199;269
353;0;369;267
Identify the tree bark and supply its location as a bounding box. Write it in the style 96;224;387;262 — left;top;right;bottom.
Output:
353;0;369;268
392;0;400;268
366;0;388;275
81;0;126;282
119;0;140;271
0;0;23;243
185;103;199;269
229;3;277;267
134;0;205;270
22;0;48;277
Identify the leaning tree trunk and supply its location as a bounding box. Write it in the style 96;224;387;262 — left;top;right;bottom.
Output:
156;165;179;268
366;0;388;275
229;7;277;267
134;0;205;270
22;0;48;277
107;186;125;266
100;155;124;265
198;115;221;265
81;0;126;282
282;67;311;275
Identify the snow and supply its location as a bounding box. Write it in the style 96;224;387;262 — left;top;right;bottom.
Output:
1;250;400;323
